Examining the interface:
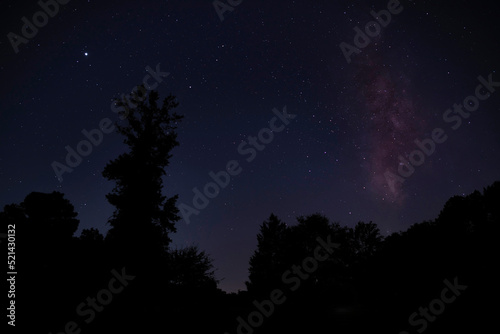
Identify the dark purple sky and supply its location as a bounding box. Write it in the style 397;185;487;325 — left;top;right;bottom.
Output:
1;0;499;292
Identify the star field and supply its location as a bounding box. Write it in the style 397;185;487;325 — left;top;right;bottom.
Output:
1;0;499;292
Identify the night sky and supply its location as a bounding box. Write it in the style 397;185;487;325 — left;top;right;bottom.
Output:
1;0;499;292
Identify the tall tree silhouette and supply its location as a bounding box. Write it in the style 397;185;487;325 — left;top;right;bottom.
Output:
246;213;289;294
103;87;183;264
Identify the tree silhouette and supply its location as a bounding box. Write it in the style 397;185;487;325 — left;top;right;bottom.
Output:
79;227;105;243
167;245;218;289
349;221;383;261
20;191;79;242
246;213;289;294
0;191;80;332
0;191;79;268
103;87;183;264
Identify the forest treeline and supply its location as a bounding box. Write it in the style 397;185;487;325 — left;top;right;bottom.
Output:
1;90;497;333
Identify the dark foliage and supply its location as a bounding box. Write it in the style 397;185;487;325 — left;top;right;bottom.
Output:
2;89;497;333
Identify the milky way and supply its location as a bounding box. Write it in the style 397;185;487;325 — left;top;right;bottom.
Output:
353;51;424;203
